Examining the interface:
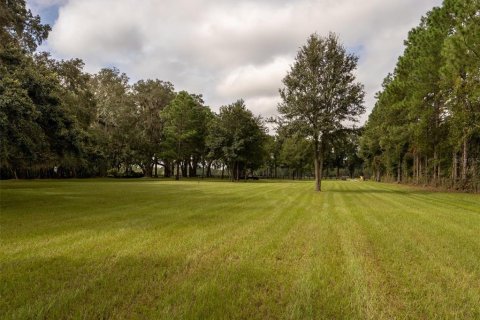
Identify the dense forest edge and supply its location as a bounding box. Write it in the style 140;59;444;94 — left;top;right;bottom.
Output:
360;0;480;193
1;0;479;192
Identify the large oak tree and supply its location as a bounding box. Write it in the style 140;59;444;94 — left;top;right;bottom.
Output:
278;33;365;191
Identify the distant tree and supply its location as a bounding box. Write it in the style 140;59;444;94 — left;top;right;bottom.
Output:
278;134;312;180
132;79;175;177
278;33;365;191
89;68;134;175
208;100;267;181
260;134;280;179
203;111;219;178
327;128;363;179
163;91;210;180
183;94;212;178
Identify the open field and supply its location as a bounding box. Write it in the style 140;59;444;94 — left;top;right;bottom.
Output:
1;179;480;319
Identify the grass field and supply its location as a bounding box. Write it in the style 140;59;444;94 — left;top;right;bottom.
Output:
1;179;480;319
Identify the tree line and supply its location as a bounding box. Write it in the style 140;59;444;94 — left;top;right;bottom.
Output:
1;1;364;185
359;0;480;192
1;0;271;180
3;0;477;192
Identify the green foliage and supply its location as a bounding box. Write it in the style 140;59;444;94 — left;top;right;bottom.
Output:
278;32;365;190
0;1;274;180
132;79;175;176
0;46;80;178
207;100;268;180
360;0;480;190
0;0;50;52
162;91;211;178
88;68;135;173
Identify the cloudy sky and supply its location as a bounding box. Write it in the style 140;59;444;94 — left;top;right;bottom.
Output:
29;0;442;122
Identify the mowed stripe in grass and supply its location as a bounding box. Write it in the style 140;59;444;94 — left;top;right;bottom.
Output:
1;179;479;319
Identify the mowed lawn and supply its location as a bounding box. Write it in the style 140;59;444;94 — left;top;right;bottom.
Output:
1;179;480;319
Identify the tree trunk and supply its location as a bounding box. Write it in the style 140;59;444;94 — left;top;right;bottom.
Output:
319;153;324;190
313;139;323;192
144;162;153;177
154;156;158;178
314;157;320;191
236;162;240;181
413;157;416;182
206;160;212;178
190;159;198;177
164;160;171;178
175;161;180;181
313;140;320;191
425;156;428;182
437;161;441;181
472;156;476;191
397;163;401;183
415;153;420;184
413;153;417;182
418;156;422;184
181;160;188;177
452;152;457;181
462;137;468;181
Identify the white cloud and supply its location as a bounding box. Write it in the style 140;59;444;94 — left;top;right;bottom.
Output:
246;96;282;118
42;0;443;118
217;57;290;98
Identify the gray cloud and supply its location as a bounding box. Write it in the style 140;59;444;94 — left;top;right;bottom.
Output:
35;0;443;119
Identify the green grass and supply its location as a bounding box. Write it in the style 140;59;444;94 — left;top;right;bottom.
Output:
1;179;480;319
